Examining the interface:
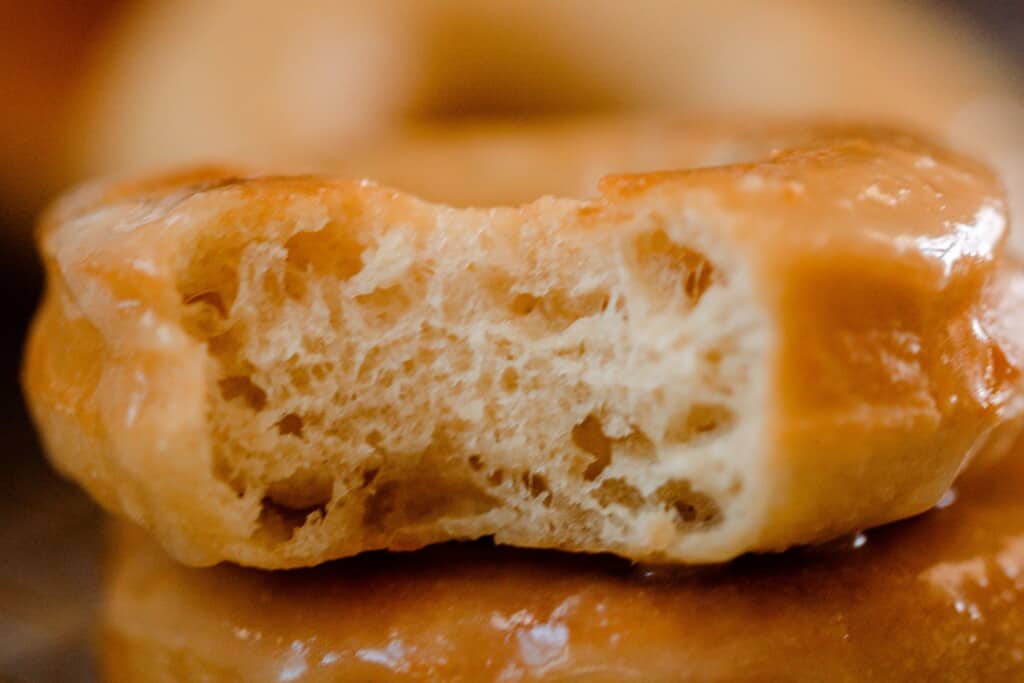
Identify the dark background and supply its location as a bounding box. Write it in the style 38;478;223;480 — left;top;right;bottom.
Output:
1;1;1022;681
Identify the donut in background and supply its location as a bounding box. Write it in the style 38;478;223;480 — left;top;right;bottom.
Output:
69;0;1024;224
101;449;1024;681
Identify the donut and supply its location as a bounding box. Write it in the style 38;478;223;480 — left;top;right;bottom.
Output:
101;447;1024;681
68;0;1024;247
23;119;1024;568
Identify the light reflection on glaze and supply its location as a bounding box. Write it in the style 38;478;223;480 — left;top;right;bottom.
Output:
278;640;310;682
490;597;578;675
922;204;1006;275
864;203;1005;281
936;488;958;509
857;183;910;207
921;533;1024;626
355;639;408;672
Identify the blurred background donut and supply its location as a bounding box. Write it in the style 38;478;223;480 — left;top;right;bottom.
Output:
71;1;1024;193
4;0;1023;239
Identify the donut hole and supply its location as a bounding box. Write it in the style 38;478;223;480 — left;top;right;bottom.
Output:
415;11;621;120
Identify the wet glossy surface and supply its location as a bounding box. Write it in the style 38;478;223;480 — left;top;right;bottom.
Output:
103;451;1024;682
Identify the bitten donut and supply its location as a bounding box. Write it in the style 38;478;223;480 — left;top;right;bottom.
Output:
102;448;1024;681
23;120;1024;568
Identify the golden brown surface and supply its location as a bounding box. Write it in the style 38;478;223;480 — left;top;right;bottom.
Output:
102;448;1024;682
23;120;1024;568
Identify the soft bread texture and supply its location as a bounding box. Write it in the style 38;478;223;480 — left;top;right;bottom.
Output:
102;447;1024;681
24;121;1024;568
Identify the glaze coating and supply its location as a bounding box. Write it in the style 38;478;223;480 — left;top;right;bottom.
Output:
103;448;1024;681
23;121;1024;567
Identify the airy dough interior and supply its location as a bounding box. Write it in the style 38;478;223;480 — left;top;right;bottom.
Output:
175;191;770;560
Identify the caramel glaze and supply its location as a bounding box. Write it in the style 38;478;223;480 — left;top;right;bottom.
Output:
103;448;1024;682
601;126;1024;556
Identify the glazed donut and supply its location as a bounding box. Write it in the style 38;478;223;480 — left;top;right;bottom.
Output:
23;119;1024;568
101;447;1024;681
68;0;1024;246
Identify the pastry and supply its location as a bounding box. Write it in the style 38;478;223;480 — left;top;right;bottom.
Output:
24;120;1024;567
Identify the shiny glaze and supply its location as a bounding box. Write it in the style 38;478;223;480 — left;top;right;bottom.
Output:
103;450;1024;682
602;126;1024;555
306;125;1024;538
